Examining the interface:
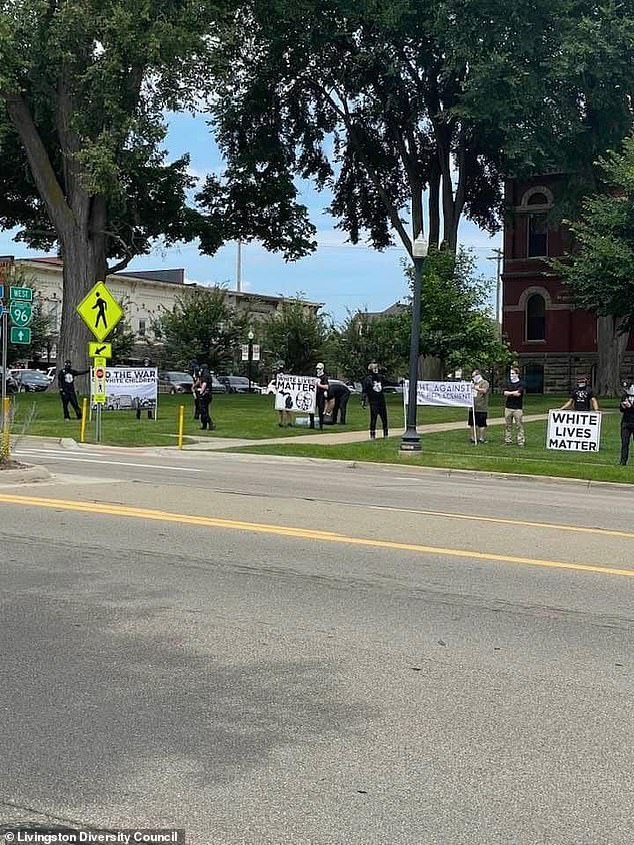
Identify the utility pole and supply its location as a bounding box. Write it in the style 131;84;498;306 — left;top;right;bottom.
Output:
236;239;242;293
488;248;504;329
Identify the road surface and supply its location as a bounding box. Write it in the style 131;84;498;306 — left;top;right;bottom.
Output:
1;441;633;844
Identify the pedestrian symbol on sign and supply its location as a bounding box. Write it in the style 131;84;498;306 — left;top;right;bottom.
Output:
93;293;108;330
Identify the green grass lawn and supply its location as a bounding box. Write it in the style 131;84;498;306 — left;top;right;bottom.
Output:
230;411;633;485
6;389;406;446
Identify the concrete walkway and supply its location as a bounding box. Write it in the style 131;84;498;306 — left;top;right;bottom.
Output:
182;413;551;451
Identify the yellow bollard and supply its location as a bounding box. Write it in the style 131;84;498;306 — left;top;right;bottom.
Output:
1;396;11;460
80;397;88;443
178;404;185;450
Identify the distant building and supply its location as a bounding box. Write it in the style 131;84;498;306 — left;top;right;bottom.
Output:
6;256;321;362
361;301;409;321
501;175;634;393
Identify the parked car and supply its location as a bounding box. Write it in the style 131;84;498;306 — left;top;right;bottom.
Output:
159;371;194;394
211;375;227;394
218;375;256;393
13;369;51;392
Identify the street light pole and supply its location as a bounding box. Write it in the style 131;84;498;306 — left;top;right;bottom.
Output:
247;329;254;393
400;236;428;453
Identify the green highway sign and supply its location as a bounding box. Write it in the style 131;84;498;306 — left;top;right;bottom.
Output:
10;286;32;302
9;301;33;326
10;326;31;344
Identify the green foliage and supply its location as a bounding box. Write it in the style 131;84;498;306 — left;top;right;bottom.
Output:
153;287;249;372
110;319;137;365
333;312;409;381
261;298;332;374
209;0;634;256
557;137;634;324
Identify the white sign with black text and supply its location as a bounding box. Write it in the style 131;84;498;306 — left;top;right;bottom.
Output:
403;380;474;408
275;374;317;414
546;409;602;452
91;367;158;412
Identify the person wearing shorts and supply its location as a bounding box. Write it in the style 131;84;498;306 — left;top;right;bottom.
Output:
468;368;490;443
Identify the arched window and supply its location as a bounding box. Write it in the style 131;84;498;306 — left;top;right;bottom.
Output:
527;192;549;206
526;294;546;341
528;214;548;257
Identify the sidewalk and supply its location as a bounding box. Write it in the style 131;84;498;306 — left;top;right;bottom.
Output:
182;413;551;451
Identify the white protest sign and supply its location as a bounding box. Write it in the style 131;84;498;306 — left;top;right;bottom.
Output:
546;410;602;452
92;366;158;412
275;374;317;414
403;380;474;408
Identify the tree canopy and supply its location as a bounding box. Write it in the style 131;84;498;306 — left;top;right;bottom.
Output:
558;136;634;393
261;298;332;374
153;287;249;372
206;0;634;258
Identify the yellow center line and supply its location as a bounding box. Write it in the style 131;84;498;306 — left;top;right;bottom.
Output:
368;504;634;540
0;492;632;579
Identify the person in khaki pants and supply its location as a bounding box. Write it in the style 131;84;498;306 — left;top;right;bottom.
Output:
503;366;526;446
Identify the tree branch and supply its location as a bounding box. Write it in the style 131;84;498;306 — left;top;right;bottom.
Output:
3;90;74;237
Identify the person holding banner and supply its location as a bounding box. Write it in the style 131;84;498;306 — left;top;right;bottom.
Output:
363;362;388;439
469;369;490;444
58;360;88;421
135;358;155;420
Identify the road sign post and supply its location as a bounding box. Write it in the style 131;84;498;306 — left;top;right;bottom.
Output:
88;341;112;359
9;286;32;302
10;327;32;344
9;301;33;327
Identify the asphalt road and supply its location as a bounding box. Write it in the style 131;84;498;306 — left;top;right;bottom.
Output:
1;441;633;844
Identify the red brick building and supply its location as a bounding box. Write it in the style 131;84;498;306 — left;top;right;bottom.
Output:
502;175;633;393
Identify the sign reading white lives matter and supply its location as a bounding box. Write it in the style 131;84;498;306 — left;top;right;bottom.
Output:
91;366;158;412
404;380;474;407
546;409;602;452
275;374;318;414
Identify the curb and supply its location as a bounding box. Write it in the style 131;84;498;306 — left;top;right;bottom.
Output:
0;464;51;484
225;450;634;492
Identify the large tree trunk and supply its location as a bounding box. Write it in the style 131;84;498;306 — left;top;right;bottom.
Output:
58;218;108;390
596;315;629;396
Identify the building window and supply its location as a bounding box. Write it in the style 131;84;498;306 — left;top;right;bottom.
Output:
526;294;546;341
528;214;548;257
138;319;146;337
524;362;545;394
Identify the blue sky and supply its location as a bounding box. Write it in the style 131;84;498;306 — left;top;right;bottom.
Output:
0;112;501;323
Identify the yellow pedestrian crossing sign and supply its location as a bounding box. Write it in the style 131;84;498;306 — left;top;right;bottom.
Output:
76;281;123;342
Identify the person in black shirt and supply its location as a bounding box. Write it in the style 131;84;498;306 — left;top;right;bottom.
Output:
619;385;634;465
329;381;351;424
561;375;599;412
309;362;329;429
503;366;526;446
136;357;155;420
196;365;212;431
57;359;88;420
362;362;388;439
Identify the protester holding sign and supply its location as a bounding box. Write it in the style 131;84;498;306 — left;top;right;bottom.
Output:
561;375;599;412
363;362;389;439
135;358;155;420
619;385;634;465
503;366;526;447
469;369;490;444
58;359;88;421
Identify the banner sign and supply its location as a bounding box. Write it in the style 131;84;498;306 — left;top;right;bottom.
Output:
546;410;602;452
91;366;158;412
404;380;474;408
275;374;317;414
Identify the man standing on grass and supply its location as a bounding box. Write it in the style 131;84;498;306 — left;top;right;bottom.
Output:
561;375;599;412
469;368;490;444
503;366;526;446
363;362;389;439
619;384;634;465
58;359;88;421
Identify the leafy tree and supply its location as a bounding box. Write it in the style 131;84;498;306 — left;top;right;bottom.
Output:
261;297;332;374
0;0;234;372
557;137;634;395
110;319;137;366
206;0;634;259
153;287;248;372
333;312;410;381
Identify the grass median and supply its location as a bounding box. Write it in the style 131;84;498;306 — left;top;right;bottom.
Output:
228;408;632;485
